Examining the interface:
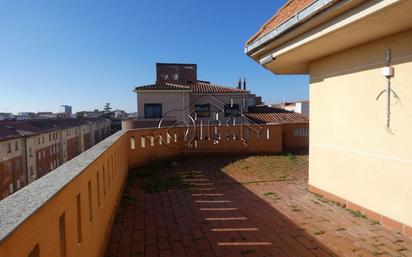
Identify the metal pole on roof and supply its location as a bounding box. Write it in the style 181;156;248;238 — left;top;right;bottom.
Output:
386;49;391;128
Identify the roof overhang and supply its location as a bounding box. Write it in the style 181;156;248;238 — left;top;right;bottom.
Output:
245;0;339;54
246;0;412;74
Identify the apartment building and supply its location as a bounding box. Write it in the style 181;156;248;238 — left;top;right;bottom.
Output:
0;127;26;199
245;0;412;235
0;118;111;199
125;63;310;153
59;122;81;162
131;63;269;128
0;113;14;121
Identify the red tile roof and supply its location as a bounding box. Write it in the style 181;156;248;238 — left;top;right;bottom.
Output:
190;82;249;94
246;0;316;45
135;82;249;94
0;122;46;137
244;112;308;124
0;118;109;141
135;83;191;91
0;125;22;141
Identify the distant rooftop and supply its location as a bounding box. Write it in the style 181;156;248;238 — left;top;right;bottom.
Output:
273;100;309;107
0;118;109;141
248;105;291;113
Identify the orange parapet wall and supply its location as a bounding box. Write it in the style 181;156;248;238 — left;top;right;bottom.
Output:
0;131;129;257
127;124;286;166
282;123;310;153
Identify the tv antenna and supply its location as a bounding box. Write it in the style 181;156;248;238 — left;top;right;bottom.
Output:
376;49;400;129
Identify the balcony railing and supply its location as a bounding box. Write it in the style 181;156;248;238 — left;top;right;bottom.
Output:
0;123;308;257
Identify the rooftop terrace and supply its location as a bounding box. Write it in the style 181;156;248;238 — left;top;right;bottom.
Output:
0;124;410;257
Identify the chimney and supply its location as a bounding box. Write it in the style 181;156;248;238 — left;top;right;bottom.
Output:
243;77;246;90
238;78;242;89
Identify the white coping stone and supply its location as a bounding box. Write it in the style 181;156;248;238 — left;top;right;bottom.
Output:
0;130;126;242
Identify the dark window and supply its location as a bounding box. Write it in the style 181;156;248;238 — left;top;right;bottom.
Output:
15;159;20;171
224;104;240;117
7;161;13;174
144;104;162;119
195;104;210;117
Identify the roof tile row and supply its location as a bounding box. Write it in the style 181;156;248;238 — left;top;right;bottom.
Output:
244;112;308;124
246;0;316;45
135;81;249;94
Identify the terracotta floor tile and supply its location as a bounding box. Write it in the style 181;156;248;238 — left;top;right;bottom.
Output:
104;155;412;257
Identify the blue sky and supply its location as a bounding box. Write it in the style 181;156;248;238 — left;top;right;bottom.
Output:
0;0;309;114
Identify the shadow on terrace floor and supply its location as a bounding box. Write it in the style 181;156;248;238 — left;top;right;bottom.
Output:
104;154;412;257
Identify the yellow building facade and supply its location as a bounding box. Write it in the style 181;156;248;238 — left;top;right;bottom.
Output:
246;0;412;234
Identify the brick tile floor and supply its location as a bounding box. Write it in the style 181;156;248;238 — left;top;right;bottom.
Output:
104;155;411;257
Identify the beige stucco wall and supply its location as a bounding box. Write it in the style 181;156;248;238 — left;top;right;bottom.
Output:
0;138;24;160
189;94;248;124
309;29;412;227
136;90;253;126
137;91;191;124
